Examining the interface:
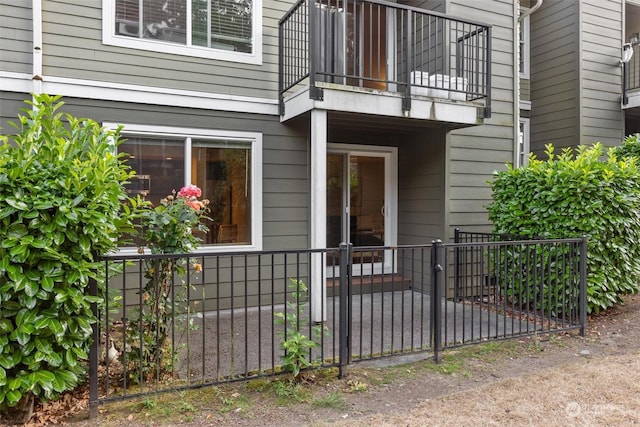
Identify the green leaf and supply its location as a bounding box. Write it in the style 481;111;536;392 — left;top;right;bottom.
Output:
8;377;21;391
75;317;92;336
6;390;22;405
16;308;37;327
41;275;54;292
65;348;77;367
0;354;16;369
0;207;17;220
56;369;78;386
48;319;64;337
32;370;55;385
5;198;28;210
0;319;13;334
24;280;39;298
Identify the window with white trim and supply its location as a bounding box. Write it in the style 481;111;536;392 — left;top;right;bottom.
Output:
103;0;262;64
105;124;262;251
519;10;530;78
518;118;530;167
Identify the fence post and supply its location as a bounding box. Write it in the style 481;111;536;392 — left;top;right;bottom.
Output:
580;236;588;337
431;240;443;364
338;242;351;378
453;228;460;300
88;275;99;418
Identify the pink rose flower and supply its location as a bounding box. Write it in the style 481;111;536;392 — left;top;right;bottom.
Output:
178;184;202;198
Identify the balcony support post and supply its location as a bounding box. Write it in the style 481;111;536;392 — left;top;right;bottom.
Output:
310;109;327;323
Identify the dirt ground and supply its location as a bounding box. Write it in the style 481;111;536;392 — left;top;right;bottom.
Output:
14;293;640;426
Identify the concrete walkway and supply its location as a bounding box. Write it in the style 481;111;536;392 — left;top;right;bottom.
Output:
175;289;542;383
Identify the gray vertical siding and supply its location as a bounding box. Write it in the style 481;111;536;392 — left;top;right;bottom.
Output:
0;1;32;74
581;0;624;146
446;0;516;235
40;0;288;99
529;0;579;155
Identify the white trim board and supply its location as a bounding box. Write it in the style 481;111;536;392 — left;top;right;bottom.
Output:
0;72;278;116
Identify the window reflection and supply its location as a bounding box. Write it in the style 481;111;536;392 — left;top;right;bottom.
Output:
120;136;252;247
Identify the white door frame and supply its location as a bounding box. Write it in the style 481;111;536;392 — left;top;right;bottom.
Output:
326;143;398;276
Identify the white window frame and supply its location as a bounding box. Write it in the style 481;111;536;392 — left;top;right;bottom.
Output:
518;118;530;167
519;10;530;79
104;123;263;254
102;0;263;65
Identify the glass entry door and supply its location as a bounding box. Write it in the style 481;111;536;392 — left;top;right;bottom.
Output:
327;148;393;274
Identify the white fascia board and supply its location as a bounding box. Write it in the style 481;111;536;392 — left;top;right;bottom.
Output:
0;72;33;93
0;72;278;116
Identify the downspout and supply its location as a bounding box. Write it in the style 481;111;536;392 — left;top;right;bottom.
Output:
32;0;43;96
514;0;543;166
519;0;543;23
513;2;520;166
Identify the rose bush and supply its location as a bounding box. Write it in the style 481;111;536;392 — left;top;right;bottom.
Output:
122;186;210;383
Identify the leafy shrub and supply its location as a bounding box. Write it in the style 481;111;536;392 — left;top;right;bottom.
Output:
0;95;132;414
614;134;640;160
492;239;581;317
274;279;328;381
487;143;640;314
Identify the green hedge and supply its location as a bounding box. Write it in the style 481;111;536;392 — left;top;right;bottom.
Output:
0;95;132;413
487;143;640;314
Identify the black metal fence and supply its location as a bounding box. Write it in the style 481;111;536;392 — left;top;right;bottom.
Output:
89;234;586;414
278;0;491;116
447;230;587;351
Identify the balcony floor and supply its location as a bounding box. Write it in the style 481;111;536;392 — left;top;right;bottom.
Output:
281;82;484;129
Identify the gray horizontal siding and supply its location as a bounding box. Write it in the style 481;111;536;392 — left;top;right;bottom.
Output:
447;0;516;234
580;0;623;147
530;0;623;152
40;0;287;99
530;0;579;155
0;91;29;131
398;129;446;245
0;1;32;74
0;95;309;250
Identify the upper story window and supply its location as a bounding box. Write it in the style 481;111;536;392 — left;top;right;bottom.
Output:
518;118;530;167
519;9;530;78
104;123;263;252
103;0;263;65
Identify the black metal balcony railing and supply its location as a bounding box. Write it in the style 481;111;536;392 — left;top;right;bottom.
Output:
279;0;492;117
623;42;640;104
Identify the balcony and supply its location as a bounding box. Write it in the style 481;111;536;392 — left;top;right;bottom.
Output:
278;0;491;125
624;42;640;107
